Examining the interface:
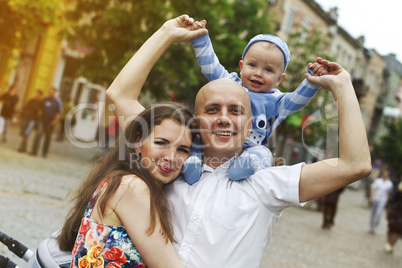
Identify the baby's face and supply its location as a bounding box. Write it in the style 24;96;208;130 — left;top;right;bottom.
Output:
239;42;285;93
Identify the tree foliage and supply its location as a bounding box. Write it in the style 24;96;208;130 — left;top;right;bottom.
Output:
275;28;334;148
373;119;402;176
63;0;274;107
0;0;61;53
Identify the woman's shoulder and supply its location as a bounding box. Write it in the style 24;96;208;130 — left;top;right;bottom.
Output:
109;175;152;218
118;175;150;198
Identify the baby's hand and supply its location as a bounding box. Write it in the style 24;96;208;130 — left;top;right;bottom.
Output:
193;19;207;31
182;16;207;31
308;61;328;76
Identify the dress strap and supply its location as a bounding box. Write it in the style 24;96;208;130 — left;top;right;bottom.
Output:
84;179;109;219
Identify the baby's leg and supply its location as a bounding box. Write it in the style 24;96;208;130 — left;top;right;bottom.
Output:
228;144;273;181
182;135;203;185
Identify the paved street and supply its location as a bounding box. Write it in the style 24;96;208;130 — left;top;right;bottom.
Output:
0;126;401;267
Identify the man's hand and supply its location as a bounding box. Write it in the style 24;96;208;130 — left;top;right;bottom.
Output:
307;60;328;76
160;14;208;43
305;57;351;91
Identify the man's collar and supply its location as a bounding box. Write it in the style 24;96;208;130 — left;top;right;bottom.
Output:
202;157;236;174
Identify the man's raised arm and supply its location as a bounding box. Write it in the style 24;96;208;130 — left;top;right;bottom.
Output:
299;58;371;202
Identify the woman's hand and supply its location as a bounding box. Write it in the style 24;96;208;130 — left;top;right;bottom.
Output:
160;14;208;43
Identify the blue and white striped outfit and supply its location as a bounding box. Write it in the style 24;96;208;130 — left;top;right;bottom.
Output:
192;34;319;146
183;34;319;184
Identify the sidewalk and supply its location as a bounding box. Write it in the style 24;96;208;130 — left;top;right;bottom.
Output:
0;125;401;267
262;189;401;268
0;125;98;267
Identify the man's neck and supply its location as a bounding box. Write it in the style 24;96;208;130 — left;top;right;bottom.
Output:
202;150;240;169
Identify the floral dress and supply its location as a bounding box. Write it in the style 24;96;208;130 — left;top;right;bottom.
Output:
71;180;147;268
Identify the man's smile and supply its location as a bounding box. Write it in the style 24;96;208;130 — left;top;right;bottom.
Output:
213;131;236;136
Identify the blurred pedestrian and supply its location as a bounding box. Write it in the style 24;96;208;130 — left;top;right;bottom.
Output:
92;116;119;161
322;187;345;229
30;86;63;158
0;85;19;143
18;89;44;152
384;179;402;253
369;170;393;234
101;116;119;156
56;95;74;142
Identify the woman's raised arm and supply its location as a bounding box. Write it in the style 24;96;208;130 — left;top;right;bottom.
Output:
106;15;207;130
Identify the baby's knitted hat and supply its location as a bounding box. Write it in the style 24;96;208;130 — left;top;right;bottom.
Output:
242;34;291;71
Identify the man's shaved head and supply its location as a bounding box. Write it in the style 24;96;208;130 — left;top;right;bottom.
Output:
194;79;253;165
195;79;251;117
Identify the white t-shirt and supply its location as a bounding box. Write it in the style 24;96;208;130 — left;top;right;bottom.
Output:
371;178;393;203
164;161;304;268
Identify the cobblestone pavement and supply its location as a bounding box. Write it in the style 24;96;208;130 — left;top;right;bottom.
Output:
1;126;401;267
0;126;98;267
262;192;402;268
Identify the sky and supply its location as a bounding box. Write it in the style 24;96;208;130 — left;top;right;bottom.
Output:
315;0;402;63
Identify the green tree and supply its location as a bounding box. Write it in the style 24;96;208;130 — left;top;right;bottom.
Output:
373;119;402;176
273;28;334;157
0;0;61;54
63;0;274;107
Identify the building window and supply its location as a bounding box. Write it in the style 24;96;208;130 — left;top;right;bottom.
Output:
284;5;298;33
300;16;311;42
367;72;377;92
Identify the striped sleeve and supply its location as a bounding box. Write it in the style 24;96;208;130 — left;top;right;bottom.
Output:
267;78;319;135
192;34;242;84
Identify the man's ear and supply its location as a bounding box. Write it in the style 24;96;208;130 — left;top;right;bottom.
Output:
275;73;286;86
247;116;253;137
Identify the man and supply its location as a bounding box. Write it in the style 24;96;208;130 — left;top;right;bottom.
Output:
56;95;74;142
18;89;44;152
30;86;63;158
0;85;19;143
369;170;393;234
107;15;371;267
321;187;345;229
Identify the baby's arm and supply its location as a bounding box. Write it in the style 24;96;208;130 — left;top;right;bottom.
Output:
269;61;329;132
192;33;242;83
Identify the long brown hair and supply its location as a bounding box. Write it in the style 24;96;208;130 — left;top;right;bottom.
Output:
58;102;197;251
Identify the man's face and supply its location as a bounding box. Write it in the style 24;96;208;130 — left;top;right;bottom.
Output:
195;79;252;162
49;88;56;98
9;86;17;95
35;91;42;99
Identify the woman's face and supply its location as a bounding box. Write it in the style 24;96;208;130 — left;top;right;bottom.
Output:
137;119;192;184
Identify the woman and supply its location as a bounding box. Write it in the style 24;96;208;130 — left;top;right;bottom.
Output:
54;15;206;268
0;85;19;142
57;102;196;268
